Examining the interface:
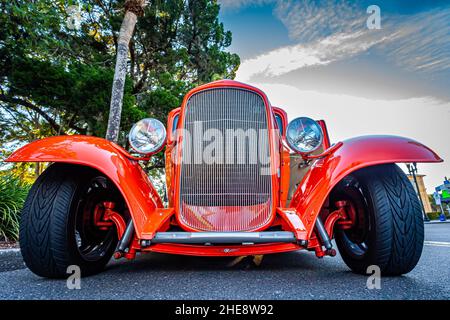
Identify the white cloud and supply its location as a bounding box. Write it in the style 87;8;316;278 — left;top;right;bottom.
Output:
231;2;450;189
255;83;450;191
236;3;450;82
236;30;396;82
274;0;365;42
378;9;450;74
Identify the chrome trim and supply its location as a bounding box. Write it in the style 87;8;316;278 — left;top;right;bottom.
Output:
179;87;273;231
152;231;296;244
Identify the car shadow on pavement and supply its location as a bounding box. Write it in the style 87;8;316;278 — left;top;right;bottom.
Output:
105;250;340;273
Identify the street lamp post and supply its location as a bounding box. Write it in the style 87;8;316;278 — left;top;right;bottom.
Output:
406;163;430;222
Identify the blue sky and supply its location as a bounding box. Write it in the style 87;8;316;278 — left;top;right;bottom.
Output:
219;0;450;190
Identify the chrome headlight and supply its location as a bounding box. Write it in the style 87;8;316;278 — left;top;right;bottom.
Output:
286;117;323;154
128;118;167;155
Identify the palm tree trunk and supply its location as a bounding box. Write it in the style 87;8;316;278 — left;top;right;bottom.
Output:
105;1;146;142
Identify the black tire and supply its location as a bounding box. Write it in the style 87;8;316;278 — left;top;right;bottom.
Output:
20;163;123;278
333;164;424;276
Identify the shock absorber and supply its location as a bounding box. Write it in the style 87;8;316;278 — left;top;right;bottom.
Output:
114;220;135;258
315;216;336;257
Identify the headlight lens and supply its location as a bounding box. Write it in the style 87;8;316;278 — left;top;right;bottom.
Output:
128;118;166;154
286;117;323;154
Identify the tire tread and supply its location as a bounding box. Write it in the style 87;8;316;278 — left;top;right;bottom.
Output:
336;164;424;276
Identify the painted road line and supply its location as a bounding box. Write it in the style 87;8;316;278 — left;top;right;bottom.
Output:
424;241;450;248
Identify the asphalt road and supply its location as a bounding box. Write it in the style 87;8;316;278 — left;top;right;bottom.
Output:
0;223;449;300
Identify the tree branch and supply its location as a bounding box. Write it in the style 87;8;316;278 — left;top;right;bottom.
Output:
0;94;64;134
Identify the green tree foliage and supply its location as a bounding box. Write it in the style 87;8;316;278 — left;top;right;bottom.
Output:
0;0;240;150
0;0;239;240
0;0;140;144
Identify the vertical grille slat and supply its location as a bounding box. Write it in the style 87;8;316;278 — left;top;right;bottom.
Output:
179;88;273;232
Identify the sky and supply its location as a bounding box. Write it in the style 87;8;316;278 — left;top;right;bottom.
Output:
219;0;450;192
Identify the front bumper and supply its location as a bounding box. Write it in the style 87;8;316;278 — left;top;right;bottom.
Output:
142;242;302;257
150;231;297;244
129;207;311;257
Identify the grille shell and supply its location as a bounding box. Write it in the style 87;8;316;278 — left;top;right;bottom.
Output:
178;88;274;232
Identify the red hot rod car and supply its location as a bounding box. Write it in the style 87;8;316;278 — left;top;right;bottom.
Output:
6;80;442;278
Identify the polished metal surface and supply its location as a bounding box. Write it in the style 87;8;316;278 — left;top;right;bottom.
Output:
179;88;273;231
152;231;295;244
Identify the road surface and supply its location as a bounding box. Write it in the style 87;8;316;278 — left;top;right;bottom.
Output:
0;223;449;300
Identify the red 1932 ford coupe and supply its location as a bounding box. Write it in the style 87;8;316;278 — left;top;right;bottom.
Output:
6;80;442;278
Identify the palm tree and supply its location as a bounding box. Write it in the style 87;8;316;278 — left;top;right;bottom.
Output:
105;0;147;142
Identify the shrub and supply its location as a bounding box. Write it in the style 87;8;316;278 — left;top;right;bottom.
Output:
0;175;30;242
426;211;450;220
426;212;440;220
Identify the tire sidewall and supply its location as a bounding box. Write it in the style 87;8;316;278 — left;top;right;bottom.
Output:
63;174;117;276
334;175;381;274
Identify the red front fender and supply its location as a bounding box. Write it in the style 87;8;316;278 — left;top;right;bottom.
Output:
290;135;443;237
5;135;163;239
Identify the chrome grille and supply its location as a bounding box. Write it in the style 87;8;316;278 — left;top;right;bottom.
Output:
179;88;273;231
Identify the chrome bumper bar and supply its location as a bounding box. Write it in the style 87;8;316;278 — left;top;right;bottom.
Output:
151;231;296;244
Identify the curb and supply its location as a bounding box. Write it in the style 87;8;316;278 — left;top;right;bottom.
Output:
0;248;20;256
425;220;450;224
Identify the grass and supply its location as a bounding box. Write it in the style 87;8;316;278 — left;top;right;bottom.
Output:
0;175;30;242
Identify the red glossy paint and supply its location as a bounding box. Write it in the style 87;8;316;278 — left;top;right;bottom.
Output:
5;80;444;258
165;107;181;207
172;80;280;232
290;135;443;238
102;202;127;239
323;201;353;237
317;120;331;149
166;107;181;143
141;208;174;239
145;243;301;257
279;144;291;207
276;208;307;240
5;135;163;239
272;106;288;137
